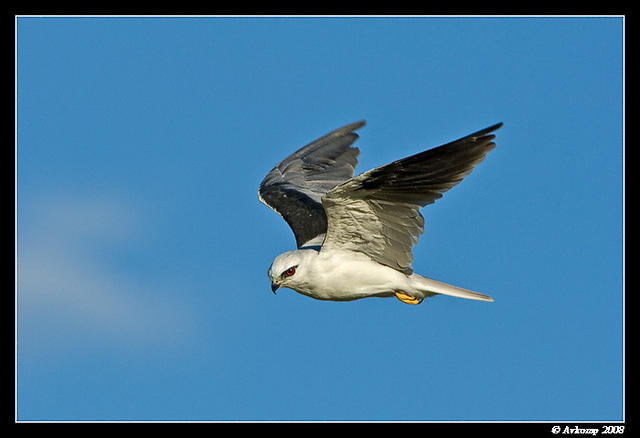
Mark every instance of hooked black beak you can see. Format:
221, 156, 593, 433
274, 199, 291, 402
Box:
271, 282, 280, 294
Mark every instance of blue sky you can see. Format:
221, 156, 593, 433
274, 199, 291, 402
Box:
16, 16, 623, 421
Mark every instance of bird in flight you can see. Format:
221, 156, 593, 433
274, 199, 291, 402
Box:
258, 120, 502, 305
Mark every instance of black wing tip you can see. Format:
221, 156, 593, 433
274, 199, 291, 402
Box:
475, 122, 503, 137
456, 122, 502, 149
295, 120, 366, 155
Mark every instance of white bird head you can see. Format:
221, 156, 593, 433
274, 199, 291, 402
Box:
267, 249, 316, 294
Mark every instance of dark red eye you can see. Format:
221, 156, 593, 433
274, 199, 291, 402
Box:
285, 267, 296, 277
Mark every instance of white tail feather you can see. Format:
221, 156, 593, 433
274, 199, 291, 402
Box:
410, 274, 494, 302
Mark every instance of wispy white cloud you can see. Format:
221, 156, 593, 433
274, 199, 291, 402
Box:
17, 193, 197, 357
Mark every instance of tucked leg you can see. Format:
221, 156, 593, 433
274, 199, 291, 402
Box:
395, 291, 423, 305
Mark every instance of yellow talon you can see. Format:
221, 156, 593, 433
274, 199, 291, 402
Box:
395, 292, 423, 305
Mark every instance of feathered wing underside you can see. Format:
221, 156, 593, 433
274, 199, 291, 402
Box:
321, 122, 503, 274
258, 121, 365, 248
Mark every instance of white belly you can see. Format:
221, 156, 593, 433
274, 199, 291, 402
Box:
298, 250, 412, 300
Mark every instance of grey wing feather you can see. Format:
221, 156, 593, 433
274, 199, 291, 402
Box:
258, 121, 365, 248
321, 122, 503, 274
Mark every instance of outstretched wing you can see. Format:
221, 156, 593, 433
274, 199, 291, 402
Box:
258, 121, 365, 248
321, 122, 503, 274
